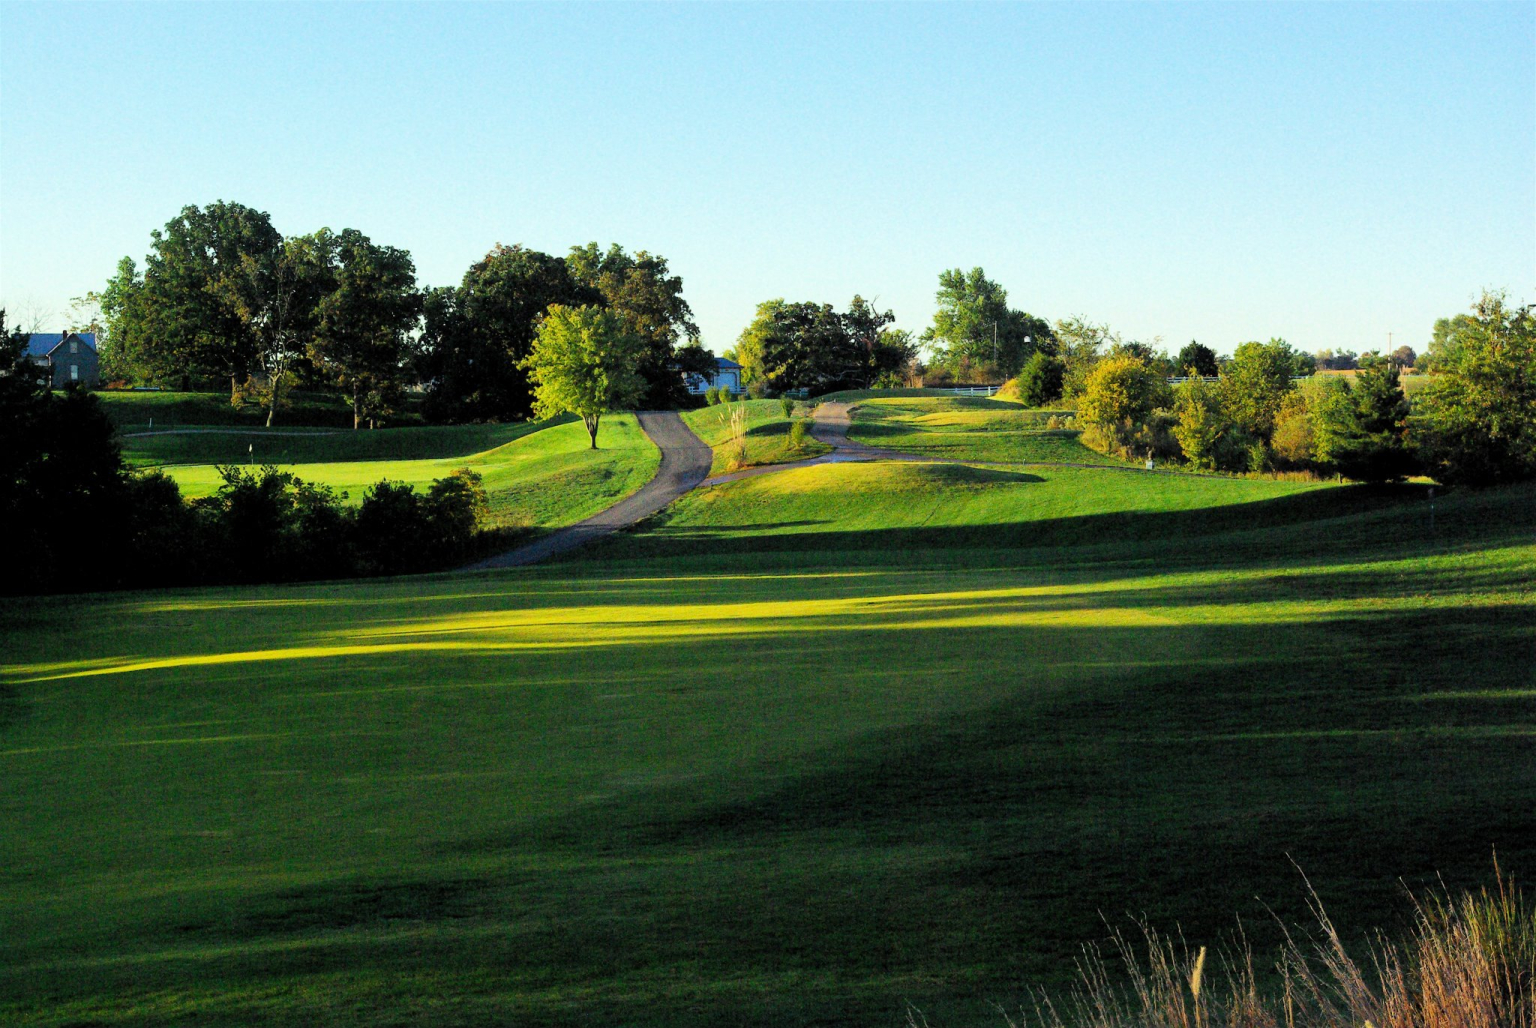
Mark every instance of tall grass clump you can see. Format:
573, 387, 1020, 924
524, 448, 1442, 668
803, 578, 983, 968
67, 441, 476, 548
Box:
724, 401, 749, 472
915, 869, 1533, 1028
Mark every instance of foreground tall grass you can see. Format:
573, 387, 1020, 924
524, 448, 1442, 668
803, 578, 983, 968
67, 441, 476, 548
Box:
931, 870, 1534, 1028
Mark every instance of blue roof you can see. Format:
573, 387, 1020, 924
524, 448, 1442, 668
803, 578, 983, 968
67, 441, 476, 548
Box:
715, 356, 741, 369
23, 332, 96, 358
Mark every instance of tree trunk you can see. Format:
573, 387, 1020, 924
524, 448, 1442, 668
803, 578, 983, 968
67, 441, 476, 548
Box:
352, 382, 361, 430
231, 374, 241, 404
266, 376, 279, 428
586, 414, 600, 449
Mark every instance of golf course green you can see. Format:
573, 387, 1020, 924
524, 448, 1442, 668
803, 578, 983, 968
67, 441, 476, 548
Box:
138, 415, 659, 531
2, 407, 1532, 1026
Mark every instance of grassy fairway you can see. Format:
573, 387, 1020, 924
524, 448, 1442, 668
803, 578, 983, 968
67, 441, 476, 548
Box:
844, 395, 1131, 465
2, 457, 1532, 1026
683, 399, 829, 473
156, 416, 659, 530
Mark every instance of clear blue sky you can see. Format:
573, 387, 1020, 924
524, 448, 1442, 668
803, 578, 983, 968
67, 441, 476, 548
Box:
3, 1, 1532, 357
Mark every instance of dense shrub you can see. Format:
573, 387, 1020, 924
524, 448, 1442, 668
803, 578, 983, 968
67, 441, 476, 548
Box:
1077, 355, 1173, 456
1011, 351, 1065, 407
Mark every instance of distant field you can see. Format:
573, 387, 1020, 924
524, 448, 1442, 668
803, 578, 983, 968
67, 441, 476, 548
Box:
845, 395, 1131, 465
1307, 370, 1434, 395
158, 416, 659, 530
682, 398, 828, 473
4, 444, 1532, 1026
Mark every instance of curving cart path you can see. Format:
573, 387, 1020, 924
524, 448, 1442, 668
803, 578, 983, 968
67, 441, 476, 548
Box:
466, 411, 713, 570
472, 401, 1215, 568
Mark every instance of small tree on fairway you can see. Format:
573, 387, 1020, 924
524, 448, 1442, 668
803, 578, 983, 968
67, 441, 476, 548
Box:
522, 304, 646, 448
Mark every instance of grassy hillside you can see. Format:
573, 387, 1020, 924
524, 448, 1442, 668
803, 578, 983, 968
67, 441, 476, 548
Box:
98, 390, 424, 431
845, 395, 1131, 465
3, 460, 1531, 1026
122, 420, 557, 469
682, 398, 828, 474
597, 460, 1350, 565
157, 416, 659, 531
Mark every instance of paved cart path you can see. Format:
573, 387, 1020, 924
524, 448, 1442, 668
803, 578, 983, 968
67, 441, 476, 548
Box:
472, 402, 1213, 568
466, 411, 712, 570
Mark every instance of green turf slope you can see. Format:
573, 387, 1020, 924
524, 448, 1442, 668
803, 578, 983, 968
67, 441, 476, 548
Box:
157, 415, 659, 530
1, 473, 1532, 1027
122, 420, 556, 469
596, 459, 1364, 568
682, 399, 829, 473
844, 395, 1128, 465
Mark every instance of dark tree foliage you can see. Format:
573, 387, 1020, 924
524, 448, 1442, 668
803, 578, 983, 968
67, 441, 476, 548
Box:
1176, 341, 1219, 377
137, 201, 284, 397
422, 245, 600, 422
1, 311, 131, 593
736, 297, 913, 394
1329, 364, 1417, 483
309, 229, 423, 429
1013, 351, 1065, 406
567, 243, 700, 408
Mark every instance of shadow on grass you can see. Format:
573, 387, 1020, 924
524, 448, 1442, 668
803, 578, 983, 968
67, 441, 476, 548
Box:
592, 483, 1436, 564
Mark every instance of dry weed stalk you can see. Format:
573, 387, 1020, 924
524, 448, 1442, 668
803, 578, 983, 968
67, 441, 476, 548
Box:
980, 867, 1532, 1028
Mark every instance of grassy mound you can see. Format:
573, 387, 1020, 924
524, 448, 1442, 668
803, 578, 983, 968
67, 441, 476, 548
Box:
157, 415, 659, 530
2, 462, 1531, 1026
682, 399, 828, 473
846, 395, 1124, 465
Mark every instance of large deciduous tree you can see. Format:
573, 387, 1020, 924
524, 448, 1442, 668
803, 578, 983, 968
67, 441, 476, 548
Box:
735, 296, 909, 395
1415, 292, 1536, 486
567, 243, 699, 408
1220, 339, 1299, 439
926, 267, 1054, 378
310, 230, 422, 430
138, 201, 284, 398
232, 230, 338, 426
423, 245, 599, 422
521, 304, 646, 448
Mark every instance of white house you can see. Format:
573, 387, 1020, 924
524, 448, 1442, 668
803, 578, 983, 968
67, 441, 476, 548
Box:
685, 356, 743, 396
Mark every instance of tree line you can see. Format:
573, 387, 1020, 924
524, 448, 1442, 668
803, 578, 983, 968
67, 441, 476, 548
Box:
1064, 293, 1533, 487
89, 201, 714, 428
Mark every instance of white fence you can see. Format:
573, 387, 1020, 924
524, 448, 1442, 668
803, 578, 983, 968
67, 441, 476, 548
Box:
944, 385, 1002, 396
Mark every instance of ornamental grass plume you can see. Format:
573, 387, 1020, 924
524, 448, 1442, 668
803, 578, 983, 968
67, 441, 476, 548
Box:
920, 865, 1533, 1028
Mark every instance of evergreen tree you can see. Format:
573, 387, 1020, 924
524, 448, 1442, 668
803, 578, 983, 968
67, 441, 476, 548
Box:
1331, 363, 1416, 483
